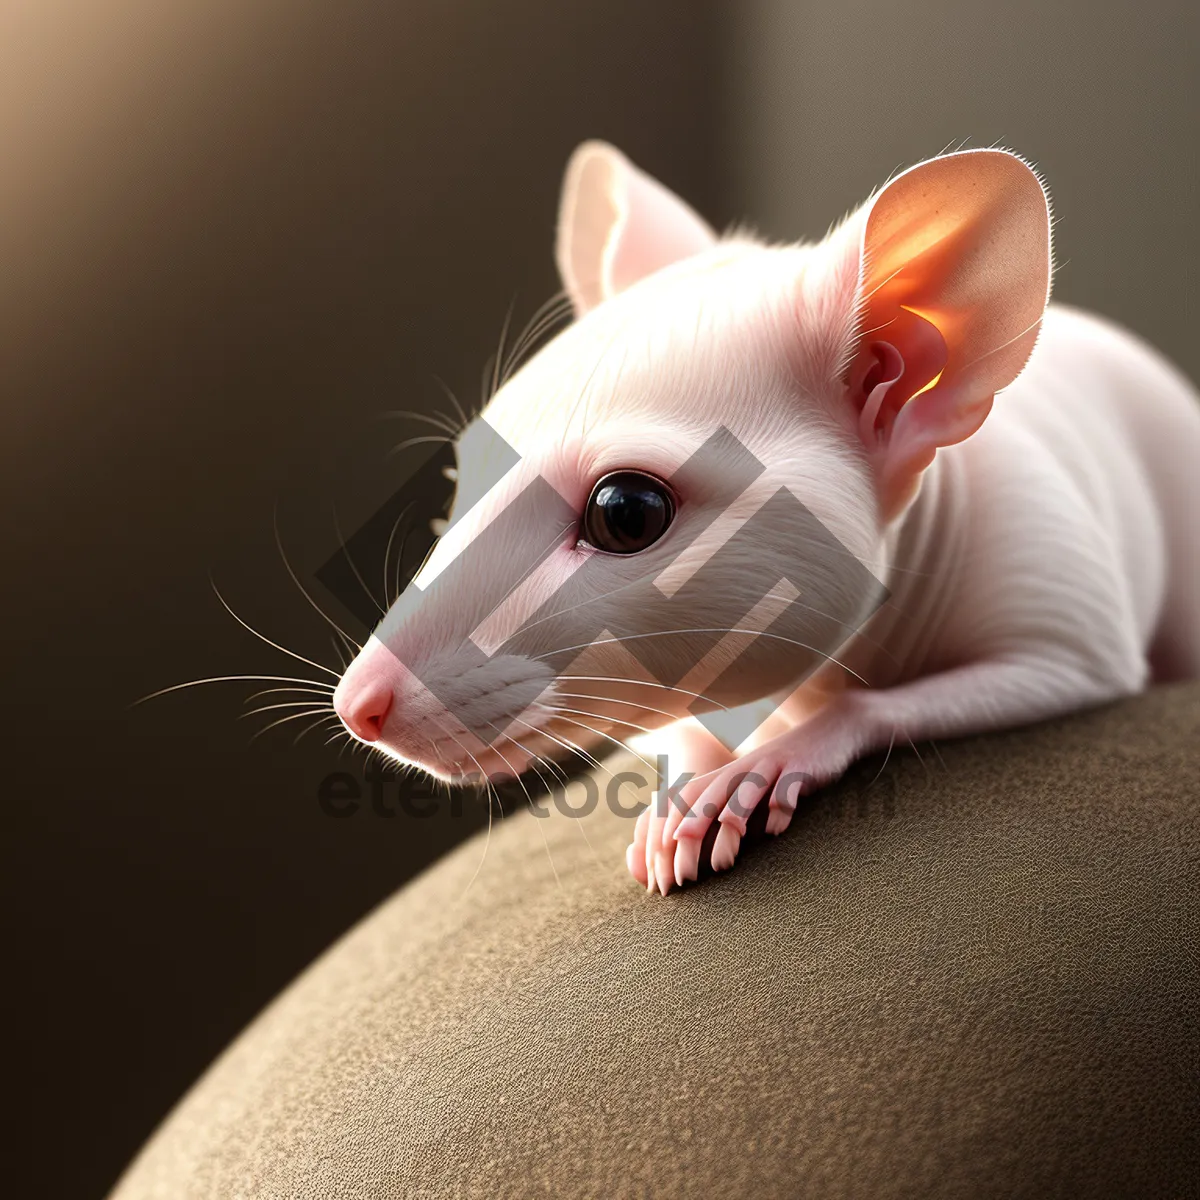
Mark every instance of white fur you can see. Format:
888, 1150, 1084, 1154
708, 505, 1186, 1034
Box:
334, 146, 1200, 895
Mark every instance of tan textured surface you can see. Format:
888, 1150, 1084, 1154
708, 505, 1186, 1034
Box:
111, 686, 1200, 1199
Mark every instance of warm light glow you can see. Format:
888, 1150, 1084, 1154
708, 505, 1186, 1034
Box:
910, 368, 945, 399
897, 304, 946, 399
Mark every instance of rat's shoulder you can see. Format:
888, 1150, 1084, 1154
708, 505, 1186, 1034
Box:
1029, 304, 1197, 414
1036, 303, 1173, 370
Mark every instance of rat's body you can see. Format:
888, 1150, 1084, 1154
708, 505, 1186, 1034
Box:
849, 302, 1199, 697
334, 143, 1200, 894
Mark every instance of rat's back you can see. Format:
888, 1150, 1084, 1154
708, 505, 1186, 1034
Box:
995, 303, 1200, 679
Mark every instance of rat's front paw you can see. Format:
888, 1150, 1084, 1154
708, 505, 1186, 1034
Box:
659, 707, 869, 883
627, 752, 806, 893
626, 718, 736, 896
665, 751, 822, 882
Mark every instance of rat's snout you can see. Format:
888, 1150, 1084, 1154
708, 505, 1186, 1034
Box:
333, 642, 402, 743
331, 630, 560, 778
334, 677, 393, 743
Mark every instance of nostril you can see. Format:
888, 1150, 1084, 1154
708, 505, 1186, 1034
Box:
335, 679, 394, 744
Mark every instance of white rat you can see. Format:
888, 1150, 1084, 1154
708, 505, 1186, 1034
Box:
333, 141, 1200, 895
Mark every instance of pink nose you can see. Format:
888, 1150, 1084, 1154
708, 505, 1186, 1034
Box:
334, 676, 395, 743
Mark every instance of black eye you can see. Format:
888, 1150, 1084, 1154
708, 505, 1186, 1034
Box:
582, 471, 676, 555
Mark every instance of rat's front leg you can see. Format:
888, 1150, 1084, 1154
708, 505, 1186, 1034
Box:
660, 651, 1145, 887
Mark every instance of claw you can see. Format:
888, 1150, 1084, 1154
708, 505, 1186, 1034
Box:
674, 838, 701, 884
654, 845, 675, 893
711, 823, 741, 871
765, 803, 793, 836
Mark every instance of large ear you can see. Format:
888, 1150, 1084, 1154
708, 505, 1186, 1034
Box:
843, 149, 1052, 518
556, 141, 717, 315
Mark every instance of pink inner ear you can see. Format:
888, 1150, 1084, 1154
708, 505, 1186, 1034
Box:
604, 165, 717, 297
850, 308, 948, 447
557, 144, 717, 314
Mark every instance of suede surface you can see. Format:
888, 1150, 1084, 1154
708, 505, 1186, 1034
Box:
110, 685, 1199, 1199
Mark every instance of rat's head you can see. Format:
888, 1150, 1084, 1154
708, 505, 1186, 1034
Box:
334, 141, 1051, 780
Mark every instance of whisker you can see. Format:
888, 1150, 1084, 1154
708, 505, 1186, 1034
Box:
297, 713, 344, 746
446, 730, 502, 902
520, 749, 559, 796
324, 723, 357, 758
501, 557, 676, 637
504, 291, 568, 362
431, 374, 471, 431
543, 726, 627, 782
330, 635, 351, 671
330, 505, 386, 619
272, 511, 362, 654
381, 502, 415, 608
867, 728, 897, 790
520, 744, 605, 871
501, 309, 569, 384
386, 434, 456, 459
392, 522, 416, 606
249, 706, 338, 741
406, 502, 449, 587
241, 699, 334, 719
929, 739, 949, 774
556, 674, 731, 711
854, 313, 902, 340
560, 778, 605, 868
487, 726, 564, 891
906, 736, 933, 784
380, 409, 461, 437
741, 586, 899, 666
244, 684, 336, 703
487, 296, 518, 404
531, 748, 571, 788
504, 712, 614, 780
535, 629, 870, 686
499, 291, 574, 385
534, 709, 656, 773
210, 580, 341, 679
537, 702, 655, 738
549, 689, 682, 724
134, 673, 337, 706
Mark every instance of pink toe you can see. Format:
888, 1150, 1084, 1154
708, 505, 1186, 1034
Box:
717, 806, 749, 836
674, 794, 720, 840
664, 782, 707, 840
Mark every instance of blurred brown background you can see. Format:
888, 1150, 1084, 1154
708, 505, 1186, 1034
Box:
1, 1, 1193, 1196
